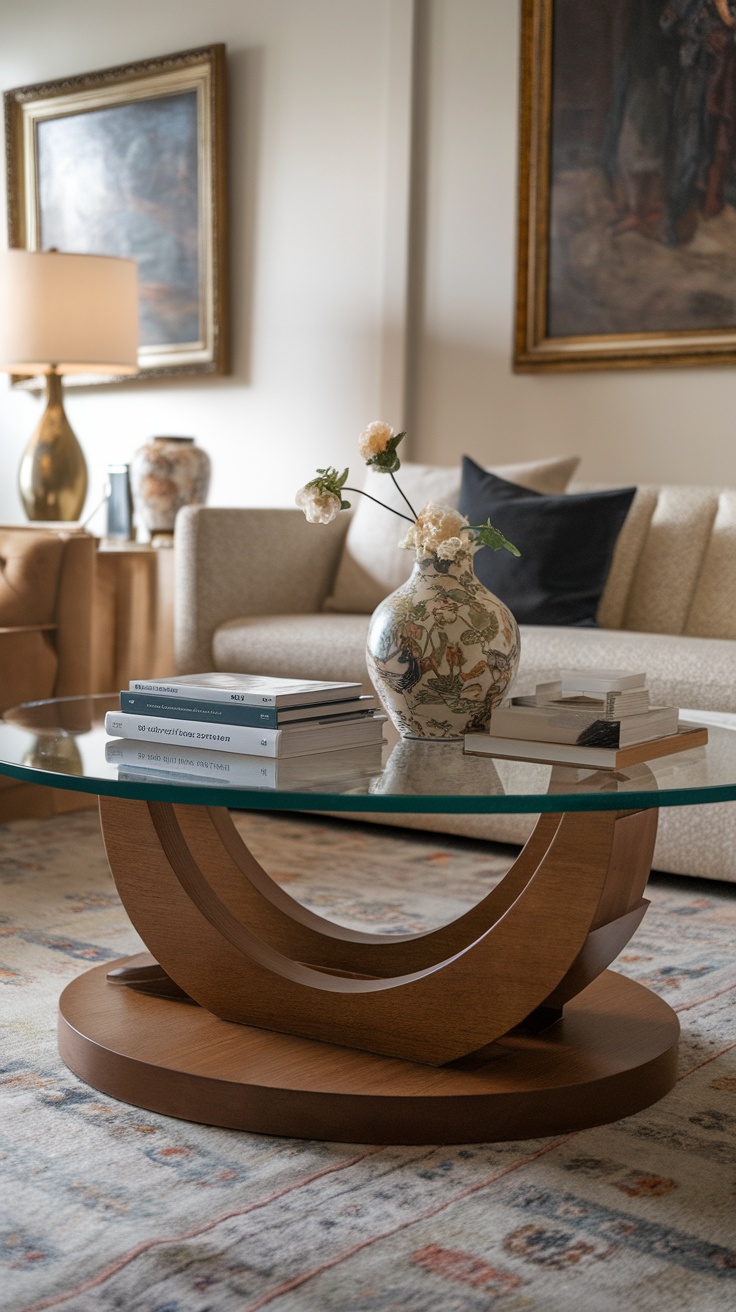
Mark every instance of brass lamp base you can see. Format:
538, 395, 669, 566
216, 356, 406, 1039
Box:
18, 371, 87, 521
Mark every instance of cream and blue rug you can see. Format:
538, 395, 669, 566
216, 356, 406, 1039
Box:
1, 809, 735, 1311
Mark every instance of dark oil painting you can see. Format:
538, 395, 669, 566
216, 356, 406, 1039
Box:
36, 92, 200, 348
548, 0, 736, 337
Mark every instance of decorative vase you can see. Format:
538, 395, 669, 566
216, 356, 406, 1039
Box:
365, 550, 520, 740
130, 436, 211, 545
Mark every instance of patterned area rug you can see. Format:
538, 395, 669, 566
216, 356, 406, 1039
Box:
1, 809, 735, 1312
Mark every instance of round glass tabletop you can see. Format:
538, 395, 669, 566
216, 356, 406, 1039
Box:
0, 694, 733, 815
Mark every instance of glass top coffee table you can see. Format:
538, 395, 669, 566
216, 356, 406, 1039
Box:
1, 693, 730, 1145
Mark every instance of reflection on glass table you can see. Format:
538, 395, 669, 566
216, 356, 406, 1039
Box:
0, 694, 726, 813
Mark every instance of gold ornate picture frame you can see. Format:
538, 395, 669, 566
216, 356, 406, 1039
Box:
515, 0, 736, 373
5, 44, 228, 383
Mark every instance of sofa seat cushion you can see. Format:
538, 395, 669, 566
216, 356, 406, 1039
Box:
516, 624, 736, 714
325, 456, 580, 615
214, 615, 736, 715
213, 614, 372, 689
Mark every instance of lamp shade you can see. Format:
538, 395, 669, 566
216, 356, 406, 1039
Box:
0, 249, 139, 375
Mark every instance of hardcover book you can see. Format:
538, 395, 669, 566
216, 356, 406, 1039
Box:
490, 703, 678, 748
464, 724, 708, 770
127, 672, 363, 708
120, 690, 377, 728
105, 709, 386, 758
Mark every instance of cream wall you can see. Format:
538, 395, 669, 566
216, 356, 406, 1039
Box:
0, 0, 401, 524
413, 0, 736, 486
1, 0, 735, 531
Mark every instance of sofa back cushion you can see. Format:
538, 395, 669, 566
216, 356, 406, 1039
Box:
459, 459, 636, 626
325, 455, 580, 614
577, 484, 736, 639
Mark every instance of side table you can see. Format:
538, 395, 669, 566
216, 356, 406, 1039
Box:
92, 542, 175, 694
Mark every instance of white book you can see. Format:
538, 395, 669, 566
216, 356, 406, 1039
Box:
490, 703, 678, 747
105, 739, 385, 789
559, 669, 647, 694
511, 682, 650, 717
464, 723, 708, 770
105, 708, 386, 757
127, 672, 363, 708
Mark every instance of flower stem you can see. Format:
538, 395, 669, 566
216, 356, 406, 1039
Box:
343, 487, 414, 523
390, 471, 418, 520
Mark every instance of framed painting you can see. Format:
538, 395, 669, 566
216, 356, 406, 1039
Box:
5, 44, 228, 382
515, 0, 736, 371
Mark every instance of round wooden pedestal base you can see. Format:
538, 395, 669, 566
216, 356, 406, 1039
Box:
58, 958, 679, 1144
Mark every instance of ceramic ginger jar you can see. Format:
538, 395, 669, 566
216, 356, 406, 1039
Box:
131, 436, 211, 544
366, 549, 520, 740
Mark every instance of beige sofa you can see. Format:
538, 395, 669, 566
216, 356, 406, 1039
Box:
175, 482, 736, 884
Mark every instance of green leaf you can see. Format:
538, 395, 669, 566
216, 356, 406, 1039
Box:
306, 466, 353, 500
472, 519, 521, 556
468, 604, 491, 631
366, 431, 406, 475
426, 673, 464, 695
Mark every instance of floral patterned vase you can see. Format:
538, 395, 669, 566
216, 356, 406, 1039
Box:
130, 436, 211, 545
365, 550, 520, 740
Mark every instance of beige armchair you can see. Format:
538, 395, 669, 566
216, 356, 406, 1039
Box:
0, 524, 96, 820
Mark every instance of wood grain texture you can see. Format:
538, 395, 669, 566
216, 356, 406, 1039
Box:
92, 546, 174, 695
58, 960, 680, 1144
98, 798, 657, 1065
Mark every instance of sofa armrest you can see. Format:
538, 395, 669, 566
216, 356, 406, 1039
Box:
174, 507, 350, 673
53, 532, 96, 698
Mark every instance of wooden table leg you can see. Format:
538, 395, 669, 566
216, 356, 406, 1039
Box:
56, 799, 679, 1142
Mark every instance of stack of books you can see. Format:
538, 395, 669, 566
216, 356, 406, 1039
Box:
104, 673, 387, 787
464, 669, 708, 769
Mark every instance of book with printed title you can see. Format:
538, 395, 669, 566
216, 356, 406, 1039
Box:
105, 708, 386, 758
128, 673, 363, 708
120, 690, 377, 728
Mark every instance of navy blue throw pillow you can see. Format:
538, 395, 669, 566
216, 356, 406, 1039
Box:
458, 457, 636, 627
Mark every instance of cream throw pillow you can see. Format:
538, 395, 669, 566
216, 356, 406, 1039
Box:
324, 455, 580, 614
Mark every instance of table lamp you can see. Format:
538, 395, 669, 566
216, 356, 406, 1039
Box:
0, 250, 139, 521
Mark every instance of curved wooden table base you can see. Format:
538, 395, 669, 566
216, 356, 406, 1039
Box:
98, 798, 659, 1065
59, 960, 679, 1144
54, 796, 678, 1141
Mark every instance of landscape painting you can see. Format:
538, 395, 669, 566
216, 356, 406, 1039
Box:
5, 45, 227, 381
37, 92, 200, 349
515, 0, 736, 370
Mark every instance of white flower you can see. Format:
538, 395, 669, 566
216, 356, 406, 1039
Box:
436, 536, 465, 560
358, 420, 393, 461
295, 485, 342, 524
400, 501, 471, 560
